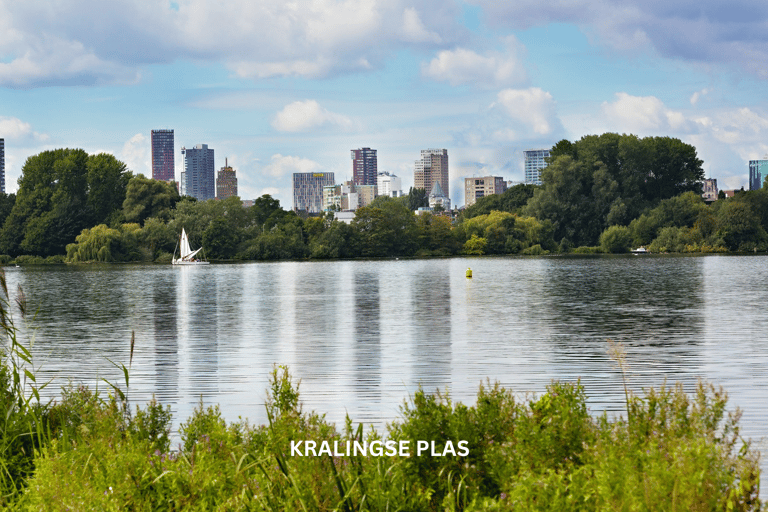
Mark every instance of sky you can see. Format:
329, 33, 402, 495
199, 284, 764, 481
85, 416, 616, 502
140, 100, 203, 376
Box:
1, 0, 768, 208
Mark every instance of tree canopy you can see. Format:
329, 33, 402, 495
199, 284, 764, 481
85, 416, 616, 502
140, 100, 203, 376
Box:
526, 134, 704, 247
0, 149, 132, 256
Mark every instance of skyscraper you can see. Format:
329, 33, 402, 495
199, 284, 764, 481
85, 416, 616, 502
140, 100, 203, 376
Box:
151, 129, 175, 182
414, 149, 449, 199
351, 147, 377, 186
293, 172, 335, 213
0, 138, 4, 193
216, 158, 238, 200
749, 158, 768, 190
524, 149, 550, 185
181, 144, 215, 201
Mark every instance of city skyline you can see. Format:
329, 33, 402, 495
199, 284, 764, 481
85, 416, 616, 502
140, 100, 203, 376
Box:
1, 1, 768, 208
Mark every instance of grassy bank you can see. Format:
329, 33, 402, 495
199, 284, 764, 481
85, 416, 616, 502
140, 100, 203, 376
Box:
0, 274, 761, 510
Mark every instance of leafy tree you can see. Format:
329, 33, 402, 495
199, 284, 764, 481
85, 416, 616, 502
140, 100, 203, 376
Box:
122, 175, 180, 226
599, 225, 633, 253
351, 200, 418, 257
416, 213, 458, 255
203, 217, 238, 259
526, 134, 704, 246
405, 187, 428, 211
251, 194, 283, 226
463, 234, 487, 255
0, 149, 95, 256
86, 153, 132, 226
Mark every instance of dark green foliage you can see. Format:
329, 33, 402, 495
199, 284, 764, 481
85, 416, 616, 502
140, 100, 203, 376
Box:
0, 150, 132, 257
352, 200, 419, 257
599, 225, 633, 253
406, 187, 429, 210
527, 134, 704, 247
122, 174, 180, 225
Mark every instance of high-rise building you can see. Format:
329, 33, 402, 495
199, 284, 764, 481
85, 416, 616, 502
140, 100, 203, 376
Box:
151, 129, 175, 182
216, 158, 238, 200
464, 176, 507, 207
524, 149, 550, 185
0, 138, 4, 194
377, 172, 402, 197
293, 172, 335, 213
351, 147, 377, 186
414, 149, 449, 199
749, 158, 768, 190
181, 144, 215, 201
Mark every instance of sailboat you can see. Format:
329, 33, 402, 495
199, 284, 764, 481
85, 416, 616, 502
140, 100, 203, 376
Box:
172, 228, 210, 265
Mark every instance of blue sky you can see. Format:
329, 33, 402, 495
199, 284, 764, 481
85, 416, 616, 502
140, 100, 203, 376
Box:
1, 0, 768, 207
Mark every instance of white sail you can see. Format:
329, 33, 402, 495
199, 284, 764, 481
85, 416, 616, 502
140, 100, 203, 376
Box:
173, 227, 209, 265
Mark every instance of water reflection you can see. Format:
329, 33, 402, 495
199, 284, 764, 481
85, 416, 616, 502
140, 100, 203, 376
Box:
353, 266, 381, 405
410, 262, 451, 392
152, 272, 178, 405
5, 255, 767, 479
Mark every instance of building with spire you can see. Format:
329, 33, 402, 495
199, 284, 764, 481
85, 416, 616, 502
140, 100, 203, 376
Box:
151, 129, 175, 182
414, 149, 449, 200
428, 181, 450, 210
216, 158, 238, 200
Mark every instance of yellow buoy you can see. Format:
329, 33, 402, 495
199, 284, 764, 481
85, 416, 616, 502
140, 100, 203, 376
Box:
466, 267, 472, 279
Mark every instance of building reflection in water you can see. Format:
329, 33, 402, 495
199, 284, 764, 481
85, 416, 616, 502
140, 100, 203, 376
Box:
410, 263, 451, 393
152, 272, 178, 406
353, 267, 381, 409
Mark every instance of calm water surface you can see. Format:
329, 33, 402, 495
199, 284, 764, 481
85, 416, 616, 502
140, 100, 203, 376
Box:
7, 255, 768, 461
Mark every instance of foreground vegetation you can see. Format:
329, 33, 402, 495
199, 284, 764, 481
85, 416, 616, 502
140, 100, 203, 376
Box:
0, 273, 760, 510
0, 135, 767, 263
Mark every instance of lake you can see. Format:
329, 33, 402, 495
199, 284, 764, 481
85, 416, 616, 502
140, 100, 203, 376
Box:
6, 255, 768, 462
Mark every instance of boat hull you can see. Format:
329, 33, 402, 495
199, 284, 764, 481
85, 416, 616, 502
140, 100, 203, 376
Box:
172, 260, 210, 265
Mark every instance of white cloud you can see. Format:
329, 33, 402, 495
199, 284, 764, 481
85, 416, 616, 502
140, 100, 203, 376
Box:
0, 0, 462, 86
469, 0, 768, 79
401, 7, 442, 43
121, 133, 150, 176
0, 116, 48, 142
422, 37, 528, 87
494, 87, 561, 137
601, 92, 693, 133
690, 88, 709, 106
272, 100, 356, 133
262, 154, 321, 178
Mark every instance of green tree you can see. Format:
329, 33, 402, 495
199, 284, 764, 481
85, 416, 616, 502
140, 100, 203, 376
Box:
526, 134, 704, 247
405, 187, 428, 211
86, 153, 132, 226
599, 225, 633, 253
203, 217, 238, 259
351, 200, 418, 257
122, 175, 180, 225
0, 149, 94, 256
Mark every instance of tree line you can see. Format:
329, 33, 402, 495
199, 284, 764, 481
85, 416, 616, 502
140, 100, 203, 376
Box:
0, 134, 765, 263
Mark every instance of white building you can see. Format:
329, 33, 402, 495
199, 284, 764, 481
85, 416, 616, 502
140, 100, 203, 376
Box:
377, 172, 402, 197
